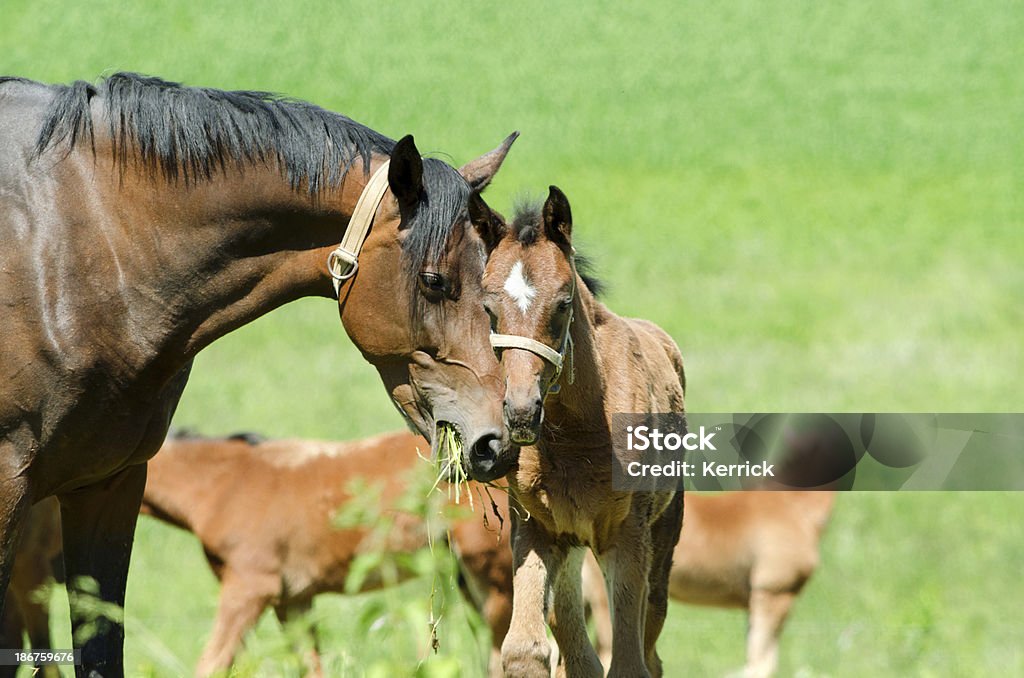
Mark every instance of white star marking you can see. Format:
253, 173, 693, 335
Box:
504, 260, 536, 313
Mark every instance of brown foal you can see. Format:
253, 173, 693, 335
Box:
475, 188, 686, 677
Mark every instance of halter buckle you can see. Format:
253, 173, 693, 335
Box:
327, 248, 359, 294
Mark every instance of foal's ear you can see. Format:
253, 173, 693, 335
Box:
459, 131, 519, 192
388, 135, 423, 209
468, 192, 505, 252
543, 185, 573, 246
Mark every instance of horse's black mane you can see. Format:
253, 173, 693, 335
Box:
34, 72, 395, 192
510, 199, 606, 296
25, 72, 469, 273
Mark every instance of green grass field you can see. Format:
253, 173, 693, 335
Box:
3, 0, 1022, 675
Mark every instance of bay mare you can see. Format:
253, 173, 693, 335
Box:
476, 189, 686, 677
0, 72, 515, 676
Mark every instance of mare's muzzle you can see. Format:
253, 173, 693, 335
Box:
408, 350, 512, 482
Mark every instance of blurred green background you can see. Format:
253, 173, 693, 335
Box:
3, 0, 1022, 675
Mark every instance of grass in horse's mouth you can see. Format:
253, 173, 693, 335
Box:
431, 422, 473, 510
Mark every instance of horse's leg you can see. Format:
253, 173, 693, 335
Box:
581, 551, 612, 671
0, 589, 24, 678
548, 546, 602, 678
274, 599, 322, 678
195, 569, 279, 678
58, 463, 146, 678
744, 589, 795, 678
0, 472, 32, 631
603, 514, 653, 678
12, 568, 59, 678
501, 513, 562, 678
642, 492, 684, 678
474, 582, 512, 678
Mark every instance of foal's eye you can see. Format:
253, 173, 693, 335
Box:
418, 272, 448, 299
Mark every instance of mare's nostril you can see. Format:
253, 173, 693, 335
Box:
471, 431, 502, 461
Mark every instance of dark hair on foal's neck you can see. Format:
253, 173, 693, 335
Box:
510, 198, 606, 297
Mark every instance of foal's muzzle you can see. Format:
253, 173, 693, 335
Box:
505, 395, 543, 446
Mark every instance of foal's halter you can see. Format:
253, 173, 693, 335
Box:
489, 253, 577, 393
327, 161, 392, 296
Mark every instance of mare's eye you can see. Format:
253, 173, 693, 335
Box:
557, 298, 573, 313
418, 272, 448, 299
484, 304, 498, 332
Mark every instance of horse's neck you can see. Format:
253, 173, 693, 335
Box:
75, 151, 379, 385
543, 282, 608, 435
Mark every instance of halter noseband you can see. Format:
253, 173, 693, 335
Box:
489, 253, 577, 394
327, 161, 392, 295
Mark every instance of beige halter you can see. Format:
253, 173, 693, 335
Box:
489, 253, 577, 393
326, 161, 391, 295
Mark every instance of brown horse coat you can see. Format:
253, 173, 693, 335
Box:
0, 497, 61, 678
0, 72, 514, 675
142, 432, 430, 676
477, 189, 686, 677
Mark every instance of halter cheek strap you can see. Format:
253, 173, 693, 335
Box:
327, 161, 392, 296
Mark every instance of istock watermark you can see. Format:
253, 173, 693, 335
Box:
611, 413, 1024, 491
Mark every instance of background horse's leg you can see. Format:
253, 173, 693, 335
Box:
457, 570, 512, 678
548, 546, 603, 678
58, 463, 147, 678
275, 599, 322, 678
501, 512, 561, 678
581, 551, 612, 670
195, 568, 280, 677
642, 492, 684, 678
744, 589, 795, 678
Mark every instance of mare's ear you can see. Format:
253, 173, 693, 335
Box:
542, 185, 573, 247
459, 131, 519, 192
468, 192, 506, 252
388, 135, 423, 210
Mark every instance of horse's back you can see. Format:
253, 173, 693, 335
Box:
671, 492, 835, 604
609, 312, 686, 412
148, 431, 432, 595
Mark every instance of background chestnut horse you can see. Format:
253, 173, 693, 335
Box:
0, 72, 514, 676
138, 430, 505, 677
